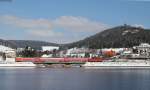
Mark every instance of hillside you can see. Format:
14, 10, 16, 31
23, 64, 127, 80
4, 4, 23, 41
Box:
8, 40, 59, 50
0, 39, 17, 49
0, 25, 150, 50
0, 39, 59, 50
66, 25, 150, 49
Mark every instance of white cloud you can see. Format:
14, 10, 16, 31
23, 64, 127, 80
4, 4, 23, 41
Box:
133, 24, 144, 28
0, 15, 53, 29
54, 16, 108, 32
0, 15, 108, 32
0, 15, 58, 37
0, 15, 109, 43
28, 29, 63, 37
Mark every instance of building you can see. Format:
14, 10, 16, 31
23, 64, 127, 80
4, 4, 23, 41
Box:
65, 47, 99, 58
0, 45, 14, 52
102, 48, 125, 55
65, 47, 87, 57
0, 45, 16, 60
133, 43, 150, 56
42, 46, 59, 52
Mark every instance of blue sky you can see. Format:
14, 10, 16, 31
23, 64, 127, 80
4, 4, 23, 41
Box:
0, 0, 149, 43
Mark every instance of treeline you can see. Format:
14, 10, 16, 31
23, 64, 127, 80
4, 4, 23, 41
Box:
66, 25, 150, 49
8, 40, 59, 50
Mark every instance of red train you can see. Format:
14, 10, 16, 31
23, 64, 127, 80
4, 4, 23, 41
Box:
15, 57, 103, 63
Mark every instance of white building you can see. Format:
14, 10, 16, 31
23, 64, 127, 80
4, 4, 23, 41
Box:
42, 46, 59, 51
134, 43, 150, 56
0, 45, 16, 61
65, 47, 95, 58
0, 45, 15, 53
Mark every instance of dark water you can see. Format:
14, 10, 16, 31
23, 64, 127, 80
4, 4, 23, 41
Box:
0, 68, 150, 90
